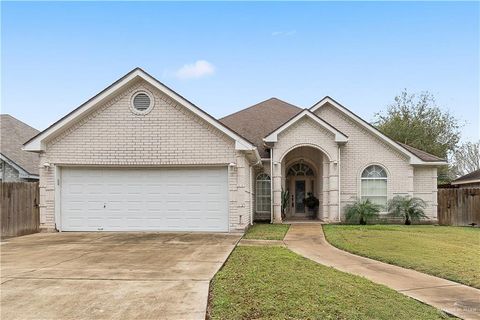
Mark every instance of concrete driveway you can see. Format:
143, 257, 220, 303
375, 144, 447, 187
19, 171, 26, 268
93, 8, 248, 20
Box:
1, 232, 241, 320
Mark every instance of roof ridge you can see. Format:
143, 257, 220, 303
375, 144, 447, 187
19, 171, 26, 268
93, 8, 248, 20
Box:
219, 97, 301, 121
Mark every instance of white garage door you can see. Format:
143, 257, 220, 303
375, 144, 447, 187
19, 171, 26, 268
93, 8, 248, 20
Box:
60, 167, 229, 232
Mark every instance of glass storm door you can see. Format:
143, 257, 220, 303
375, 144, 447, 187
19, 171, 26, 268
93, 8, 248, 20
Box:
295, 180, 306, 213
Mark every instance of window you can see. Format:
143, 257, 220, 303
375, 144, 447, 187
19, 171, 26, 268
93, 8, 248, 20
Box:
256, 173, 271, 213
287, 163, 314, 176
130, 90, 154, 114
361, 165, 387, 207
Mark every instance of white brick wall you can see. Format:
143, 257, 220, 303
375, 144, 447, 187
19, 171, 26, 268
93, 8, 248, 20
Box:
271, 116, 340, 222
413, 166, 438, 218
315, 103, 438, 221
38, 79, 251, 231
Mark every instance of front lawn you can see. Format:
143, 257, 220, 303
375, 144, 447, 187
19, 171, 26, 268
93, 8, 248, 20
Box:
243, 223, 290, 240
323, 225, 480, 288
208, 246, 450, 319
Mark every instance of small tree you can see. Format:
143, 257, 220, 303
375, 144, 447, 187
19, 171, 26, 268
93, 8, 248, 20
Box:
387, 196, 427, 225
345, 199, 381, 225
449, 140, 480, 178
375, 90, 462, 183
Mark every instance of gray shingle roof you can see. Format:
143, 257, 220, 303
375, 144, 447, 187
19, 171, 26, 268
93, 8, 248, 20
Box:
452, 169, 480, 184
1, 114, 40, 175
219, 98, 445, 163
219, 98, 302, 158
397, 142, 446, 162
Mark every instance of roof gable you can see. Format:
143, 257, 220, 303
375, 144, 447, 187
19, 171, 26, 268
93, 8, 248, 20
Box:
0, 114, 40, 176
264, 109, 348, 143
310, 96, 447, 165
24, 68, 256, 153
219, 98, 302, 158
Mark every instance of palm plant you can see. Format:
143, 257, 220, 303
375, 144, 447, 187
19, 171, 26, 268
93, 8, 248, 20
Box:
345, 199, 381, 225
387, 195, 427, 225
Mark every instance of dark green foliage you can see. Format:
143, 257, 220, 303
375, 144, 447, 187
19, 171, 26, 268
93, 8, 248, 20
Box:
375, 90, 462, 183
387, 196, 428, 225
345, 199, 381, 225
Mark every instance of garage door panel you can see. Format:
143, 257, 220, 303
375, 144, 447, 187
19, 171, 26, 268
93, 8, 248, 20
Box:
61, 167, 228, 232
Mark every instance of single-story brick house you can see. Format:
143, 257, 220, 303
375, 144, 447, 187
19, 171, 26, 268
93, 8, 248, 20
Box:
24, 68, 446, 233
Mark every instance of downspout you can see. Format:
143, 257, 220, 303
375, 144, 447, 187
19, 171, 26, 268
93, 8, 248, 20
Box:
338, 146, 341, 222
270, 148, 274, 224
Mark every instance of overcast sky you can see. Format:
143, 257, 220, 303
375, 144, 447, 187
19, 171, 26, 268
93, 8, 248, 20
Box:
2, 1, 479, 142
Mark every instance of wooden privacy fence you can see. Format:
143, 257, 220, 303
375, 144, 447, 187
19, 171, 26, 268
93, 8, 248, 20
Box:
1, 182, 39, 237
437, 188, 480, 226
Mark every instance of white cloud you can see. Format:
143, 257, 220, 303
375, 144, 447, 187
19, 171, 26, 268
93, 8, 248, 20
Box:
175, 60, 215, 79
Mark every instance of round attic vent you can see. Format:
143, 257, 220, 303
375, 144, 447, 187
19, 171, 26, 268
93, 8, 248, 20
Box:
130, 90, 154, 114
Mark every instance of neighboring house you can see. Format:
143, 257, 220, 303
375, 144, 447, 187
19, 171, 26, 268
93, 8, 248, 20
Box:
24, 68, 446, 233
1, 115, 40, 182
451, 170, 480, 188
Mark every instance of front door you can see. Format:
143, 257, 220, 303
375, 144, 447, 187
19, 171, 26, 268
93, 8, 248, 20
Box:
295, 180, 306, 214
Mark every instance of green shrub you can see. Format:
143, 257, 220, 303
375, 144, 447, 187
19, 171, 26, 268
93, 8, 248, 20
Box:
387, 195, 427, 225
345, 199, 381, 225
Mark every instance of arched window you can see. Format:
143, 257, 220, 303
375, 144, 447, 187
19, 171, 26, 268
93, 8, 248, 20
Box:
361, 165, 387, 207
256, 173, 271, 213
287, 163, 314, 176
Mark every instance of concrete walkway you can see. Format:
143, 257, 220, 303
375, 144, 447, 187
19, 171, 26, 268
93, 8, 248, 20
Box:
284, 223, 480, 320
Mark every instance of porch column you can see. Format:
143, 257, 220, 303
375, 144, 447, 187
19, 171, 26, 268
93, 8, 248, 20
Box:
272, 160, 282, 223
328, 161, 339, 221
322, 160, 330, 220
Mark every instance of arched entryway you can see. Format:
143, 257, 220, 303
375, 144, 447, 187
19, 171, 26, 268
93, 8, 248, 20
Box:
280, 145, 332, 221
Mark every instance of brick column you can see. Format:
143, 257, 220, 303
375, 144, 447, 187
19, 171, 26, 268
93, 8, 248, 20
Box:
328, 161, 339, 221
322, 159, 330, 220
272, 160, 282, 223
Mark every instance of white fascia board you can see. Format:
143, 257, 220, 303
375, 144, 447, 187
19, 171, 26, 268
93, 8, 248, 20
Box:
411, 159, 448, 166
235, 140, 254, 150
263, 110, 348, 143
310, 97, 429, 165
451, 179, 480, 185
24, 69, 255, 152
237, 142, 262, 165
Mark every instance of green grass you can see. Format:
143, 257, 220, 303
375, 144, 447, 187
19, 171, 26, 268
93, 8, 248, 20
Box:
323, 225, 480, 288
243, 223, 290, 240
208, 246, 450, 320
